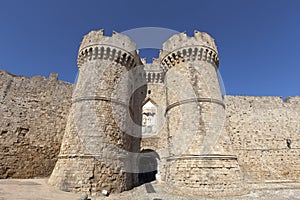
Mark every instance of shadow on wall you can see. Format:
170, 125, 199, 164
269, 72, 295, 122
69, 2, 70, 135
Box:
137, 149, 160, 186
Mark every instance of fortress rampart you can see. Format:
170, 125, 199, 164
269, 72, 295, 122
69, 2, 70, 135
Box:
0, 70, 73, 178
0, 29, 299, 197
225, 95, 300, 182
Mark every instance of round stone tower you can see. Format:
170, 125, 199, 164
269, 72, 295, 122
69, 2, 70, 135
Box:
49, 29, 141, 195
159, 30, 244, 196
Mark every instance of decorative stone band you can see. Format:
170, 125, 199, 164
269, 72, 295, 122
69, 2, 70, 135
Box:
161, 45, 219, 70
72, 96, 128, 108
166, 154, 237, 161
165, 97, 225, 115
144, 70, 165, 83
77, 44, 138, 69
58, 154, 98, 159
161, 46, 219, 70
58, 154, 127, 160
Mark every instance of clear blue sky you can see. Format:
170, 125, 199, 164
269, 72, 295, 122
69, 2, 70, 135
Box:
0, 0, 299, 97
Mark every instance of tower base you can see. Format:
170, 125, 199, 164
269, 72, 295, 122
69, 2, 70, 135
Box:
165, 154, 246, 197
48, 156, 133, 196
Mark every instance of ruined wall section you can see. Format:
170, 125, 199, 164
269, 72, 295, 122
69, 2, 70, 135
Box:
0, 70, 73, 178
225, 95, 300, 182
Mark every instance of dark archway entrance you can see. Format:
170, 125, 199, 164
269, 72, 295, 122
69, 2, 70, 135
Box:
138, 150, 159, 185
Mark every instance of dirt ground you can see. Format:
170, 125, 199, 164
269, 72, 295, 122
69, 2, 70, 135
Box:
1, 179, 300, 200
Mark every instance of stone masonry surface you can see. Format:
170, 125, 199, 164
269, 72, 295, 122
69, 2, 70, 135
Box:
0, 29, 299, 198
225, 95, 300, 182
49, 30, 142, 195
0, 70, 73, 178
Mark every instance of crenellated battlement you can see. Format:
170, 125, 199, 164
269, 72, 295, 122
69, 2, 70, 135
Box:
143, 63, 165, 83
225, 95, 300, 108
77, 29, 220, 70
162, 30, 217, 53
2, 27, 295, 198
158, 30, 219, 70
284, 96, 300, 105
77, 29, 139, 68
79, 29, 136, 52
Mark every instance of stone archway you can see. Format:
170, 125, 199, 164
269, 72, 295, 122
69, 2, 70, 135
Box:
137, 149, 160, 185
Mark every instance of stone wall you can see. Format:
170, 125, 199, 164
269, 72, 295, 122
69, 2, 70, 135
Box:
225, 95, 300, 182
1, 29, 300, 198
167, 155, 244, 197
0, 70, 73, 178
